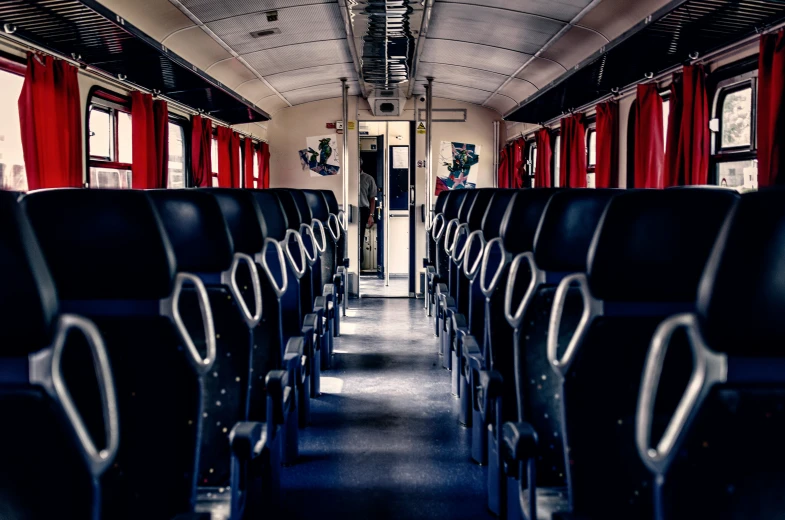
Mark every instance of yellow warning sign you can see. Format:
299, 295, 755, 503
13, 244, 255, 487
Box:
416, 121, 426, 134
347, 121, 356, 130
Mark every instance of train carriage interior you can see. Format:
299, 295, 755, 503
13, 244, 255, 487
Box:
3, 0, 785, 519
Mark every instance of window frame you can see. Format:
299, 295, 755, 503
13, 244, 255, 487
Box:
526, 139, 537, 188
585, 122, 597, 173
86, 87, 133, 180
709, 70, 758, 186
167, 114, 191, 188
552, 131, 561, 188
0, 55, 29, 192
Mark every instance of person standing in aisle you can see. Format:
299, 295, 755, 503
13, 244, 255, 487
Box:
359, 158, 377, 265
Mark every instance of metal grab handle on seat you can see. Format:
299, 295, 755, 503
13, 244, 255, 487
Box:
444, 218, 461, 255
311, 219, 327, 254
223, 252, 263, 328
283, 229, 307, 279
479, 237, 510, 298
327, 213, 341, 242
451, 224, 470, 265
256, 238, 289, 299
431, 213, 446, 241
28, 314, 120, 476
504, 252, 545, 329
462, 231, 486, 280
546, 273, 603, 376
164, 272, 217, 374
299, 224, 318, 266
337, 210, 348, 232
636, 313, 727, 475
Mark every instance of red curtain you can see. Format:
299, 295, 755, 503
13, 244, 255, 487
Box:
243, 138, 254, 188
633, 83, 665, 188
230, 132, 241, 188
758, 30, 785, 187
512, 138, 526, 188
216, 126, 236, 188
559, 113, 587, 188
595, 101, 618, 188
664, 66, 710, 187
258, 142, 270, 189
130, 92, 156, 189
152, 99, 169, 189
497, 145, 510, 188
18, 53, 83, 190
534, 128, 552, 187
663, 74, 683, 187
190, 115, 212, 187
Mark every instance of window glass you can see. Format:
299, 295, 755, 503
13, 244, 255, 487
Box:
253, 146, 259, 189
90, 167, 132, 189
211, 175, 219, 187
118, 111, 132, 164
587, 130, 596, 166
717, 159, 757, 192
168, 122, 186, 189
0, 69, 27, 191
662, 99, 670, 151
89, 108, 112, 160
553, 135, 561, 188
721, 87, 752, 148
211, 138, 219, 174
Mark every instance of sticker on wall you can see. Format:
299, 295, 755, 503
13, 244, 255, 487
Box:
435, 141, 480, 195
416, 122, 426, 134
298, 134, 340, 177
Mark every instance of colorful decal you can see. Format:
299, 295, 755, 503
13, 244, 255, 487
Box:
435, 141, 480, 195
299, 134, 340, 176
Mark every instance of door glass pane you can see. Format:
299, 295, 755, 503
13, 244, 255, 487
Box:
168, 123, 186, 188
118, 111, 132, 164
0, 70, 27, 191
721, 87, 752, 148
717, 160, 757, 192
89, 108, 112, 160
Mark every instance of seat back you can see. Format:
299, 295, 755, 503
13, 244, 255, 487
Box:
23, 188, 205, 519
0, 191, 118, 520
454, 189, 495, 315
507, 189, 617, 490
428, 191, 451, 265
270, 189, 302, 229
550, 189, 738, 518
319, 189, 346, 265
148, 189, 255, 491
636, 188, 785, 519
303, 189, 335, 284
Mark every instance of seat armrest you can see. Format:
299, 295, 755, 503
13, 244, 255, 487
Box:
265, 370, 288, 425
451, 313, 468, 352
478, 369, 503, 420
284, 336, 305, 380
229, 421, 267, 460
502, 421, 538, 464
302, 313, 319, 351
463, 337, 485, 373
343, 257, 350, 268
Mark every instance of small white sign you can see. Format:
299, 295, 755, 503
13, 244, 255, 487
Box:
392, 147, 409, 169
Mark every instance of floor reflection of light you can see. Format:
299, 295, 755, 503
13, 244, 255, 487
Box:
320, 377, 344, 394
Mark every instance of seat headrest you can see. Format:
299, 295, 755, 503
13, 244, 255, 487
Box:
467, 189, 496, 231
501, 189, 559, 255
443, 190, 469, 220
533, 189, 618, 273
302, 189, 329, 221
270, 189, 301, 229
250, 190, 289, 242
434, 191, 450, 214
0, 191, 59, 354
458, 190, 480, 223
588, 189, 738, 302
202, 189, 264, 255
481, 189, 516, 240
319, 190, 340, 214
23, 189, 176, 300
287, 190, 313, 223
147, 190, 234, 274
697, 189, 785, 355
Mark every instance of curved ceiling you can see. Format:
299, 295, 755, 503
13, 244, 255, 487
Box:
97, 0, 675, 116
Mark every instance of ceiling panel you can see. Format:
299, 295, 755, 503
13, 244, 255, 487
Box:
256, 94, 291, 114
578, 0, 674, 41
539, 26, 609, 71
515, 57, 568, 89
164, 25, 233, 70
284, 81, 361, 105
236, 79, 275, 101
498, 78, 538, 103
243, 39, 352, 76
177, 0, 334, 23
206, 57, 257, 89
206, 4, 345, 55
413, 81, 493, 105
416, 62, 508, 92
420, 40, 530, 76
428, 3, 566, 55
484, 94, 518, 114
440, 0, 593, 23
265, 62, 356, 92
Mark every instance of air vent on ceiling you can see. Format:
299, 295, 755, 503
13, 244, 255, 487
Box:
251, 27, 281, 38
265, 11, 278, 22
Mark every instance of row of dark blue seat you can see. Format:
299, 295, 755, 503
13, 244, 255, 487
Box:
0, 187, 346, 520
424, 186, 785, 520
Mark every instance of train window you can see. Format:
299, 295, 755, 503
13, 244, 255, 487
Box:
586, 126, 596, 188
211, 138, 219, 187
88, 90, 132, 188
712, 73, 757, 191
168, 122, 186, 188
252, 144, 260, 189
528, 141, 537, 187
662, 97, 670, 152
553, 134, 561, 187
0, 68, 28, 191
